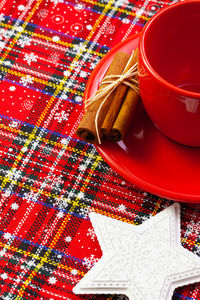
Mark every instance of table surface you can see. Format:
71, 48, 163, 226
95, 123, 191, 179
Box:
0, 0, 199, 299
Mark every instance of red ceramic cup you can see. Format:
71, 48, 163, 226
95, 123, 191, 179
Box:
138, 0, 200, 147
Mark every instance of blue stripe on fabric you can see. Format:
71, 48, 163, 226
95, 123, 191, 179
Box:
0, 113, 89, 146
1, 78, 84, 105
65, 0, 146, 27
173, 294, 195, 300
0, 229, 85, 264
0, 187, 90, 221
1, 14, 110, 50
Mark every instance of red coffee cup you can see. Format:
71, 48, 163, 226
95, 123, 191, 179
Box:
138, 0, 200, 147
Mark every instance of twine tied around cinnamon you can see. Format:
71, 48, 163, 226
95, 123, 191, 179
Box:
85, 50, 139, 144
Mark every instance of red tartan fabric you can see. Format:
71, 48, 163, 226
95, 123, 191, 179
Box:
0, 0, 199, 299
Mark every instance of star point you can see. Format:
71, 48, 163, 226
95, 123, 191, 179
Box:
73, 203, 200, 300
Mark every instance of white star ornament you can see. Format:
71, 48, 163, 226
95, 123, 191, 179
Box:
73, 203, 200, 300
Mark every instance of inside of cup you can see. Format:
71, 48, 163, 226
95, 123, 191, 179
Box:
144, 1, 200, 93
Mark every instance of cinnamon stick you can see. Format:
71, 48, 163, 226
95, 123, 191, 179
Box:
110, 87, 140, 141
102, 48, 139, 137
76, 52, 130, 144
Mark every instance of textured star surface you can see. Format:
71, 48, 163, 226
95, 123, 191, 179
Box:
73, 203, 200, 300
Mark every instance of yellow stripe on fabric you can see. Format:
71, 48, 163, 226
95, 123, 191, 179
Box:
0, 0, 43, 64
0, 236, 195, 283
32, 0, 114, 127
82, 0, 150, 21
0, 22, 105, 58
181, 238, 197, 246
0, 0, 48, 192
0, 242, 85, 276
15, 0, 114, 297
92, 207, 137, 225
151, 198, 162, 216
34, 0, 115, 127
22, 0, 42, 23
0, 123, 102, 159
0, 65, 84, 96
0, 174, 91, 209
16, 155, 102, 299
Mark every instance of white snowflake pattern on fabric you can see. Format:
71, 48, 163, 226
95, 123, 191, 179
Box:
75, 96, 82, 102
55, 194, 70, 210
0, 28, 14, 40
50, 0, 63, 5
74, 4, 85, 10
102, 23, 116, 35
136, 8, 145, 17
24, 53, 38, 65
187, 222, 200, 235
48, 276, 57, 284
86, 25, 92, 30
27, 260, 36, 267
0, 40, 6, 49
50, 53, 60, 66
14, 26, 24, 32
57, 211, 64, 219
22, 99, 34, 110
74, 43, 87, 52
65, 236, 72, 243
115, 0, 129, 6
54, 110, 69, 123
90, 62, 97, 69
6, 168, 22, 181
71, 61, 80, 68
2, 61, 11, 68
0, 250, 6, 257
83, 254, 99, 269
1, 273, 8, 280
49, 174, 64, 188
63, 70, 70, 77
18, 5, 25, 10
3, 232, 12, 240
20, 75, 34, 86
87, 228, 96, 241
78, 164, 87, 172
52, 35, 60, 42
71, 269, 78, 275
24, 191, 39, 203
77, 192, 84, 199
53, 177, 64, 188
60, 93, 68, 100
60, 138, 70, 145
2, 190, 11, 198
9, 86, 16, 91
79, 206, 89, 219
11, 203, 19, 210
80, 71, 88, 78
17, 35, 31, 47
122, 18, 130, 24
0, 14, 4, 23
118, 204, 127, 212
36, 8, 48, 19
9, 121, 19, 128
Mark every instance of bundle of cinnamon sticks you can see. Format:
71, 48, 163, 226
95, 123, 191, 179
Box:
76, 49, 140, 144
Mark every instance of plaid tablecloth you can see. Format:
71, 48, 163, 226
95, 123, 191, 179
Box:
0, 0, 199, 299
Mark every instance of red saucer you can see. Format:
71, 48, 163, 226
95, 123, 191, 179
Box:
85, 33, 200, 203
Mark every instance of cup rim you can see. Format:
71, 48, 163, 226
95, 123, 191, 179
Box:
139, 0, 200, 99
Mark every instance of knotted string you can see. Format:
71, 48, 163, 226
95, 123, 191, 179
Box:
85, 50, 139, 144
